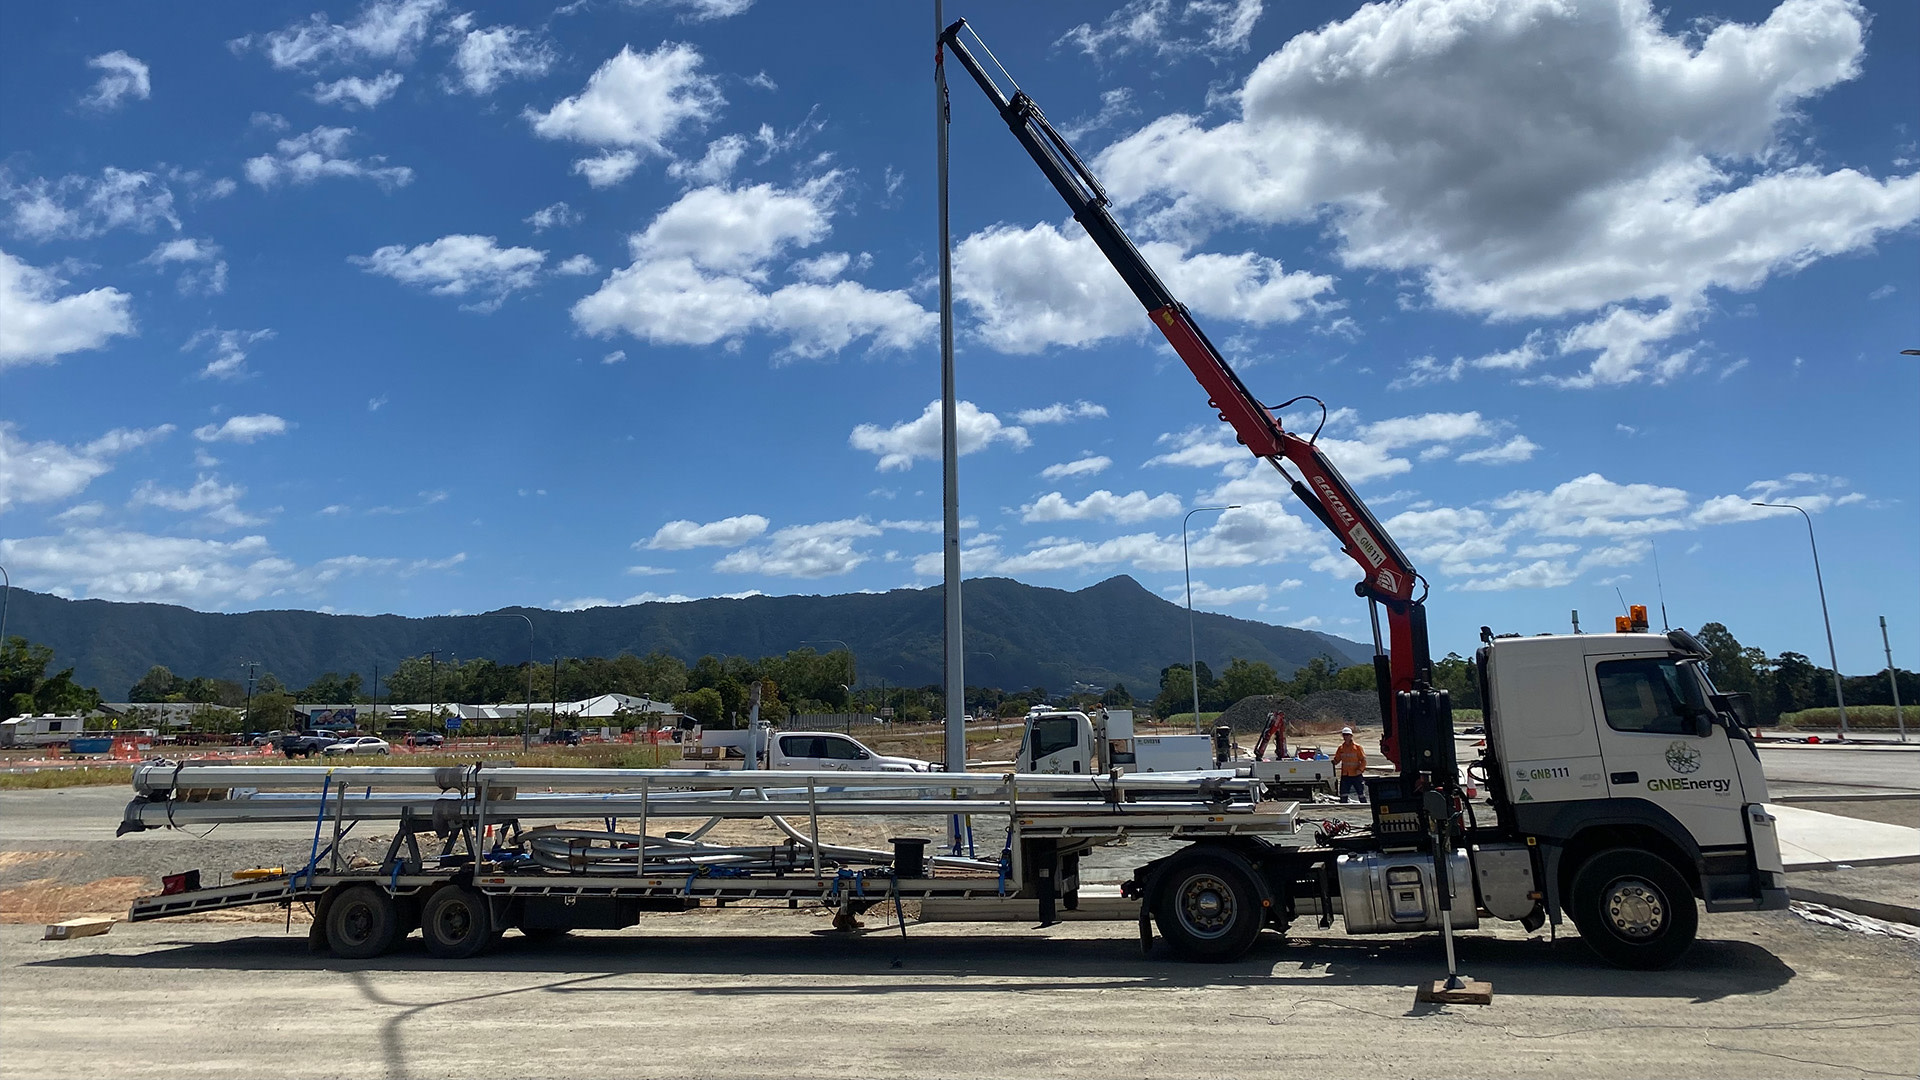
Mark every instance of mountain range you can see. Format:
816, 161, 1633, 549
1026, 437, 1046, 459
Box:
3, 576, 1371, 699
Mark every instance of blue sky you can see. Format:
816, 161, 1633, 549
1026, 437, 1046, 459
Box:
2, 0, 1915, 677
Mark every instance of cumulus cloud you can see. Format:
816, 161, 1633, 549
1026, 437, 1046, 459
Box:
0, 250, 135, 368
0, 526, 464, 607
239, 0, 446, 70
645, 514, 768, 550
525, 201, 580, 232
142, 237, 228, 295
1455, 435, 1539, 465
130, 475, 264, 529
953, 221, 1331, 353
1041, 455, 1112, 481
553, 254, 598, 276
573, 150, 641, 188
193, 414, 289, 444
353, 234, 545, 310
185, 327, 274, 380
667, 134, 749, 187
311, 71, 405, 108
1092, 0, 1920, 386
527, 44, 723, 158
450, 24, 554, 94
1022, 489, 1184, 524
1015, 400, 1108, 425
1163, 580, 1275, 606
573, 179, 933, 358
714, 518, 879, 578
82, 51, 151, 109
849, 400, 1029, 472
1493, 473, 1692, 539
0, 422, 172, 511
3, 168, 178, 241
244, 126, 413, 188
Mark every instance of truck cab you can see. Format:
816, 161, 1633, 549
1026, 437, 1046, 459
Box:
1017, 710, 1214, 774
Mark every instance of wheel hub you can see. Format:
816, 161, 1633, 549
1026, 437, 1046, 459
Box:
1179, 875, 1234, 937
1604, 879, 1665, 939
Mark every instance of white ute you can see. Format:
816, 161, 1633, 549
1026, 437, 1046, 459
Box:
768, 730, 933, 772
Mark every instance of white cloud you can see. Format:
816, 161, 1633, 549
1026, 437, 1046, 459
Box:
1058, 0, 1264, 59
601, 349, 625, 364
0, 422, 172, 511
3, 168, 178, 241
1015, 400, 1108, 425
244, 126, 412, 188
130, 475, 264, 528
1144, 426, 1245, 468
573, 150, 641, 188
1493, 473, 1691, 539
1092, 0, 1920, 385
526, 43, 723, 155
625, 564, 674, 576
1456, 435, 1539, 465
1163, 580, 1272, 607
1361, 412, 1494, 449
645, 514, 768, 550
1456, 561, 1581, 593
954, 221, 1331, 354
193, 414, 289, 444
450, 25, 554, 94
553, 597, 611, 611
141, 237, 227, 295
0, 250, 135, 368
0, 526, 461, 607
525, 201, 580, 232
553, 254, 598, 276
573, 179, 932, 357
1022, 489, 1183, 524
1041, 455, 1112, 481
82, 51, 151, 109
311, 71, 405, 108
849, 400, 1029, 472
624, 591, 697, 604
623, 0, 755, 20
242, 0, 446, 70
185, 327, 274, 380
667, 134, 749, 186
789, 251, 850, 283
353, 234, 545, 308
713, 518, 879, 578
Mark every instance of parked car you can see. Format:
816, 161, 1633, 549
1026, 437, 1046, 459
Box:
540, 728, 582, 746
281, 731, 340, 758
406, 730, 444, 748
321, 736, 391, 756
768, 731, 932, 772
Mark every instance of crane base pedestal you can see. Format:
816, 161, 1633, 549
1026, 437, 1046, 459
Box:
1416, 979, 1493, 1005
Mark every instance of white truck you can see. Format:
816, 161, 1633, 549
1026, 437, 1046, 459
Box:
1017, 709, 1214, 775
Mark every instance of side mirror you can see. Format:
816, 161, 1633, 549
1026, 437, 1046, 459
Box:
856, 749, 870, 759
1711, 692, 1755, 729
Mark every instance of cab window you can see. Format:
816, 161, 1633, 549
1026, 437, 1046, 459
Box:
1029, 716, 1078, 758
822, 737, 863, 760
779, 735, 822, 758
1596, 658, 1706, 735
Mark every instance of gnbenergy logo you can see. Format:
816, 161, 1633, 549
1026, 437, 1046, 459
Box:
1647, 776, 1731, 794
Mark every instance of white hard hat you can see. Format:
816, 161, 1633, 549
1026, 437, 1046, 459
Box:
1341, 726, 1354, 735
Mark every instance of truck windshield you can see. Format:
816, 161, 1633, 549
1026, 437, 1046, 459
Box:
1596, 657, 1711, 735
1029, 716, 1078, 758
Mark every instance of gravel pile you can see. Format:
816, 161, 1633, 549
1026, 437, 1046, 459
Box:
1214, 690, 1381, 734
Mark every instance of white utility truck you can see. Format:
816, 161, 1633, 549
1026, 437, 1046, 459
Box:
769, 730, 933, 772
1016, 709, 1214, 775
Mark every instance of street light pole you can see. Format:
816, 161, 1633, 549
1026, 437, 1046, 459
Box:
1881, 615, 1907, 743
1183, 505, 1239, 735
0, 563, 11, 649
1753, 502, 1849, 738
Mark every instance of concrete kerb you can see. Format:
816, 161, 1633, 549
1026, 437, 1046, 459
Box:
1786, 884, 1920, 927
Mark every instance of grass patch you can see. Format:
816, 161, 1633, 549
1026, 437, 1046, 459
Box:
0, 765, 135, 790
1777, 706, 1910, 731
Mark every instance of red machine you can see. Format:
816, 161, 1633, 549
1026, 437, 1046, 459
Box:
941, 19, 1447, 781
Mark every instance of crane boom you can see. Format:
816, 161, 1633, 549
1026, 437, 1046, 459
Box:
940, 19, 1433, 767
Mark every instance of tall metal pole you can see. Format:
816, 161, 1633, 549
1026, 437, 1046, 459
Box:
1183, 505, 1237, 734
1753, 502, 1848, 738
480, 613, 535, 749
0, 563, 11, 649
427, 650, 438, 731
936, 0, 965, 790
1882, 615, 1907, 743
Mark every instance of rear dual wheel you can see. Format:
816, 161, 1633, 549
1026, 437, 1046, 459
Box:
324, 884, 398, 960
421, 885, 495, 959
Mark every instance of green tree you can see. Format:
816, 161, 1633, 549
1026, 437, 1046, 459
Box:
1696, 623, 1759, 697
1101, 682, 1133, 707
248, 688, 297, 728
1283, 656, 1340, 697
1430, 653, 1480, 710
1220, 657, 1282, 703
1333, 662, 1379, 695
297, 671, 363, 703
1, 637, 103, 720
673, 687, 724, 725
128, 665, 182, 702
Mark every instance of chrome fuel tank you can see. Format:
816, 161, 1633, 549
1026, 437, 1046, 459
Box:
1337, 850, 1478, 934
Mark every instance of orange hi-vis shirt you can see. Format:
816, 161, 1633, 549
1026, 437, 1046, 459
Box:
1332, 741, 1367, 777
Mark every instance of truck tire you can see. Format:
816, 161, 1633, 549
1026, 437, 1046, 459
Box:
1151, 851, 1264, 962
420, 885, 494, 959
1569, 848, 1698, 970
324, 884, 399, 959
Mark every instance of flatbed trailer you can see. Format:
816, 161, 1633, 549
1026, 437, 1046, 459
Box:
118, 761, 1306, 960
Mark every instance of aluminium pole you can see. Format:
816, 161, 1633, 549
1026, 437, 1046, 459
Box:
936, 0, 966, 806
1882, 616, 1907, 743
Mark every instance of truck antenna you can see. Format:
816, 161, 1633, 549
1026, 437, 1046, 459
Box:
1652, 543, 1671, 631
1613, 587, 1630, 616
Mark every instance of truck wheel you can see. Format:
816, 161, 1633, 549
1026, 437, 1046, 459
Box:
420, 885, 494, 959
1569, 848, 1698, 970
324, 884, 399, 959
1152, 852, 1263, 962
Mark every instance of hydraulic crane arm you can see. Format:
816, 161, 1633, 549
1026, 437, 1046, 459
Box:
940, 19, 1433, 768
